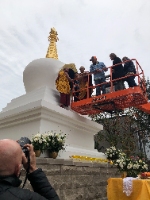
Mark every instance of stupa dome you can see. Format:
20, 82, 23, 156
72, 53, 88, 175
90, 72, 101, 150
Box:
23, 58, 64, 93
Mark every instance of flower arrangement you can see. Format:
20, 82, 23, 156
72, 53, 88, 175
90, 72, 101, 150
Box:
114, 154, 148, 177
31, 133, 47, 150
31, 131, 66, 153
45, 131, 66, 153
105, 146, 148, 177
105, 146, 122, 160
114, 155, 131, 172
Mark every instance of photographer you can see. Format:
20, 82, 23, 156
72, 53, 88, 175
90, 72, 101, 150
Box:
0, 139, 60, 200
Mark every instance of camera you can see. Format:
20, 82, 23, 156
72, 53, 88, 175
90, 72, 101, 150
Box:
17, 137, 31, 188
17, 137, 31, 157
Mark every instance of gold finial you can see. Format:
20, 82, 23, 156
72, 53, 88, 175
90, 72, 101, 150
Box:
46, 27, 59, 59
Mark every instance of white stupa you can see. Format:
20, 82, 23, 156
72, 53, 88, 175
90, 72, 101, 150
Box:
0, 28, 105, 159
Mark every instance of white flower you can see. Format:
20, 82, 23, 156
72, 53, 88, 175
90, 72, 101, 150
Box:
143, 164, 148, 170
34, 138, 37, 142
127, 163, 133, 169
133, 164, 139, 169
39, 140, 42, 144
36, 133, 41, 137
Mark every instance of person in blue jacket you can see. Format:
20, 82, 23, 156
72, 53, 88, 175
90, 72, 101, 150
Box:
90, 56, 107, 96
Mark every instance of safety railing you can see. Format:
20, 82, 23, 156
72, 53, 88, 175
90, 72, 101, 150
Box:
72, 59, 146, 102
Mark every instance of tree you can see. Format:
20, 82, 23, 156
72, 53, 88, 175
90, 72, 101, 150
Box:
93, 79, 150, 158
93, 110, 139, 156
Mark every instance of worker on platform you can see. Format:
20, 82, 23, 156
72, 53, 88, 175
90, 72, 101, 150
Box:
73, 73, 80, 102
90, 56, 107, 96
78, 66, 93, 99
109, 53, 125, 91
122, 57, 137, 87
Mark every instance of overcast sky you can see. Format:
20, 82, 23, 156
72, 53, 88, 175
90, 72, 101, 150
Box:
0, 0, 150, 111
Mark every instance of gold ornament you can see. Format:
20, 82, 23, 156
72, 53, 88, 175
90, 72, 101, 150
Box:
46, 27, 59, 59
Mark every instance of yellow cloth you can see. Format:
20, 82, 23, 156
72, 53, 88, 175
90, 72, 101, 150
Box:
107, 178, 150, 200
56, 70, 70, 94
62, 63, 77, 73
78, 73, 88, 100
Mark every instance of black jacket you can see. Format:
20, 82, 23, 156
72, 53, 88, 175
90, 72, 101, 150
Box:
68, 68, 75, 90
112, 57, 124, 79
124, 60, 136, 75
0, 168, 60, 200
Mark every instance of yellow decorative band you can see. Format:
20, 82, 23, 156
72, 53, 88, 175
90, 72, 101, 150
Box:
70, 155, 108, 163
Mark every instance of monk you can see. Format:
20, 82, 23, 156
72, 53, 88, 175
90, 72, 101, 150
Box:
55, 68, 73, 108
78, 66, 93, 99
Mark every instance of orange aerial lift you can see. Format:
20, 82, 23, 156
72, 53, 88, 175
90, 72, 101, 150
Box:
71, 59, 150, 115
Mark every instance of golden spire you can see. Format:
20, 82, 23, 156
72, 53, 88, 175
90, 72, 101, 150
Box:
46, 27, 59, 59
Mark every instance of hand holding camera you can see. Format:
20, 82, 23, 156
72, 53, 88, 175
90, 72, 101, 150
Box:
17, 137, 37, 173
22, 144, 37, 173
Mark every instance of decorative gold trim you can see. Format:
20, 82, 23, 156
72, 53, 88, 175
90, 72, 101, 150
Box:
70, 155, 108, 163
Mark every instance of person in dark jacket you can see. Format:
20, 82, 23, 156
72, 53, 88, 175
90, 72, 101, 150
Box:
109, 53, 125, 91
0, 139, 60, 200
122, 56, 137, 87
68, 68, 75, 91
73, 73, 80, 102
